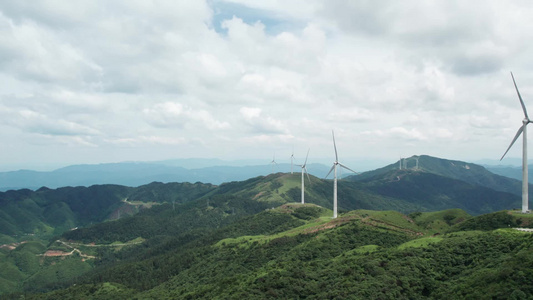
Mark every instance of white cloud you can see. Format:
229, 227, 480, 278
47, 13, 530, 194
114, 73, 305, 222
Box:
0, 0, 532, 168
240, 106, 287, 134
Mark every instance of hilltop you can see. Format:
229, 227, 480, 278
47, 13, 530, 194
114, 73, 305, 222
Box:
351, 155, 524, 196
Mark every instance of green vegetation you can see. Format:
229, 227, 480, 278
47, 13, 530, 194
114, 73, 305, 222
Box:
449, 210, 521, 232
0, 182, 217, 241
4, 203, 533, 298
1, 156, 532, 298
397, 236, 443, 250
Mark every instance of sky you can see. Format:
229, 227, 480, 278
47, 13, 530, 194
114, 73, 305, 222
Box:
0, 0, 532, 171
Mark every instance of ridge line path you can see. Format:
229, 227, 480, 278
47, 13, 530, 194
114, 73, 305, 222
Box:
38, 239, 143, 259
38, 240, 96, 259
515, 228, 533, 232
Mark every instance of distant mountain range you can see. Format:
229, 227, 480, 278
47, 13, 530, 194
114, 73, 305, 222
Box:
0, 161, 332, 191
0, 155, 522, 244
0, 156, 525, 192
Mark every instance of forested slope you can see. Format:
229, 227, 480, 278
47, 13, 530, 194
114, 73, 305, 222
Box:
17, 208, 533, 299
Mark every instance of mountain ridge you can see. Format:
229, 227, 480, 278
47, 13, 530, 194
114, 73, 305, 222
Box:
0, 162, 331, 190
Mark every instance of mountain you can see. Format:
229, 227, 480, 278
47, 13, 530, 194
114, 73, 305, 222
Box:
484, 164, 533, 182
358, 169, 519, 215
352, 155, 526, 197
0, 182, 216, 244
0, 162, 331, 190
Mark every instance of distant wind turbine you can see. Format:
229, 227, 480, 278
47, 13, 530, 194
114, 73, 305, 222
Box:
290, 147, 295, 174
297, 149, 311, 204
270, 153, 277, 173
501, 72, 531, 213
325, 131, 357, 218
415, 156, 420, 170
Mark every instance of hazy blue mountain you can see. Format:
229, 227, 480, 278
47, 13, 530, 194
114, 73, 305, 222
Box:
483, 164, 533, 182
0, 161, 331, 191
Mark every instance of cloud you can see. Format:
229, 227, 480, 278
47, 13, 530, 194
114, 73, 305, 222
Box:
0, 0, 532, 168
362, 127, 427, 142
143, 102, 186, 128
240, 106, 287, 134
318, 0, 511, 77
17, 109, 100, 136
327, 108, 375, 123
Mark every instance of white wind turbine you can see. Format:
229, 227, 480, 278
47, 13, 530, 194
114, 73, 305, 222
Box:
325, 131, 357, 218
297, 149, 311, 204
501, 72, 531, 213
270, 153, 277, 174
290, 147, 296, 174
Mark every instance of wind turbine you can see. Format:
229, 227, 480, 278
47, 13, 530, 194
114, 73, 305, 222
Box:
290, 147, 296, 174
325, 131, 357, 218
270, 153, 277, 173
297, 149, 311, 204
415, 156, 420, 170
501, 72, 531, 213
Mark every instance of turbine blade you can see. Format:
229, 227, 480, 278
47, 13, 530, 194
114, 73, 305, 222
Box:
303, 148, 310, 166
325, 165, 335, 179
338, 162, 358, 174
511, 72, 529, 120
501, 125, 524, 160
332, 130, 338, 162
304, 167, 311, 184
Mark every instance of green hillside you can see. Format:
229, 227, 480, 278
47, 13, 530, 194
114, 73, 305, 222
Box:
0, 182, 216, 242
360, 169, 520, 215
12, 207, 533, 299
352, 155, 525, 197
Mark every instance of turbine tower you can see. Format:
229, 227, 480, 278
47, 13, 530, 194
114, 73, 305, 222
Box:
297, 149, 311, 204
415, 156, 420, 170
501, 72, 530, 213
325, 131, 357, 218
